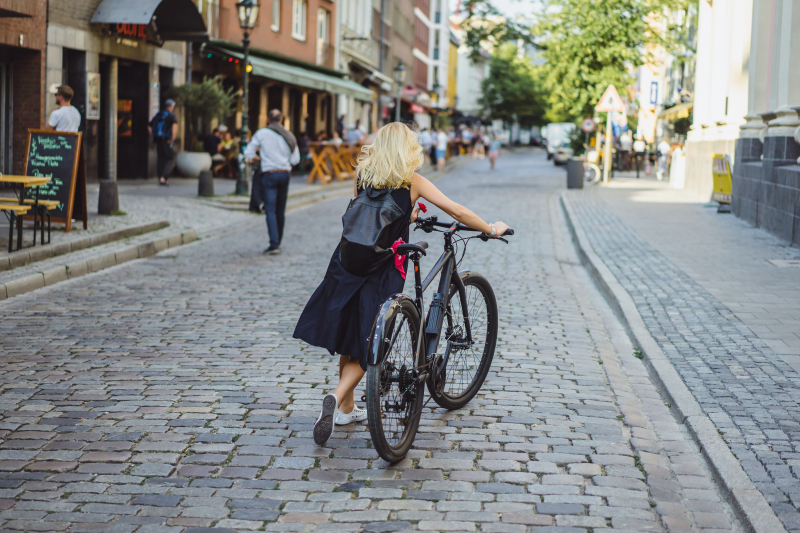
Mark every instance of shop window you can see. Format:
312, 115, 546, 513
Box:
292, 0, 307, 41
272, 0, 280, 31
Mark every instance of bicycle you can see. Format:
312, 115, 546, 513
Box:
364, 215, 514, 462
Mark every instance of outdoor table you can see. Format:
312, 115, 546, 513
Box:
0, 175, 51, 251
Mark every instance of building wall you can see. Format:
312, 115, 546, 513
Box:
683, 0, 752, 200
727, 0, 800, 247
455, 51, 487, 116
446, 39, 457, 107
217, 0, 335, 68
47, 0, 101, 33
0, 0, 48, 174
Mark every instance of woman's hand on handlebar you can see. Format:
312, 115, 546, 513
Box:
490, 221, 510, 237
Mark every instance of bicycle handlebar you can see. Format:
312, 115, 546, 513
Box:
416, 216, 515, 237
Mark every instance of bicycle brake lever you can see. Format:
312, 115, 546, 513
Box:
497, 237, 509, 244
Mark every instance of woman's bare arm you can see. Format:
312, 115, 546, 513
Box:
410, 173, 509, 235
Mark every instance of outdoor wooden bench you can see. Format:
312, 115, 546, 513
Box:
22, 199, 60, 245
0, 203, 31, 253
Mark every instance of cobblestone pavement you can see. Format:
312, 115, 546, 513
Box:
567, 184, 800, 531
0, 152, 742, 532
585, 177, 800, 371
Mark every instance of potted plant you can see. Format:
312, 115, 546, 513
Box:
167, 76, 237, 177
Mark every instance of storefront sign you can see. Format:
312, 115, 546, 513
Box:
115, 23, 148, 40
86, 73, 101, 121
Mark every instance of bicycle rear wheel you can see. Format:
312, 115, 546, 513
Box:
366, 297, 424, 463
428, 272, 498, 410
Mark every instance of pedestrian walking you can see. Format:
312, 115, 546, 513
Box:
488, 133, 501, 170
292, 122, 509, 446
418, 128, 433, 164
46, 85, 81, 133
435, 128, 448, 171
244, 109, 300, 255
148, 99, 178, 186
657, 139, 671, 181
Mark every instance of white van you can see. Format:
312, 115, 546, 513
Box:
545, 123, 576, 161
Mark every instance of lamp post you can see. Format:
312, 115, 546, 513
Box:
236, 0, 260, 195
393, 60, 406, 123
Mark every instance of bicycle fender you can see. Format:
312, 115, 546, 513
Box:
367, 294, 415, 366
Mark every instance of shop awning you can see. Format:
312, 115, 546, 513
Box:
90, 0, 208, 41
219, 48, 375, 102
351, 60, 393, 92
658, 101, 693, 120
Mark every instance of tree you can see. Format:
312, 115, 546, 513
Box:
167, 76, 237, 149
462, 0, 692, 123
479, 44, 547, 127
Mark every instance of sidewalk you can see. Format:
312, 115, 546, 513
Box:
564, 176, 800, 531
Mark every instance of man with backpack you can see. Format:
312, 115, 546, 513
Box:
148, 99, 178, 186
244, 109, 300, 255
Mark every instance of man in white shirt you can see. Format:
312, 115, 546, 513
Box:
46, 85, 81, 133
245, 109, 300, 255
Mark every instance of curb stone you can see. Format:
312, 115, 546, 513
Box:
0, 229, 197, 302
0, 219, 170, 272
560, 192, 787, 533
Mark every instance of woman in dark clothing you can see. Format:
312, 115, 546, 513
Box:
293, 123, 509, 446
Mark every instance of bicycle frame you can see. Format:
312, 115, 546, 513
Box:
366, 228, 473, 384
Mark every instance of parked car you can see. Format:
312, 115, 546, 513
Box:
554, 142, 574, 165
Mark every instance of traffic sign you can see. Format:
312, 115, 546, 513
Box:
581, 118, 595, 133
595, 84, 625, 112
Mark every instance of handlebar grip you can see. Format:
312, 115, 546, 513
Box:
420, 241, 429, 249
504, 229, 515, 236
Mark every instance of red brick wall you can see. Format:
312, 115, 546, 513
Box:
47, 0, 102, 33
0, 0, 47, 174
218, 0, 336, 67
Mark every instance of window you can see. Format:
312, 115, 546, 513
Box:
292, 0, 307, 40
317, 8, 330, 66
272, 0, 280, 31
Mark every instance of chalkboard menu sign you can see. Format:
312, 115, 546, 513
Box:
23, 130, 87, 232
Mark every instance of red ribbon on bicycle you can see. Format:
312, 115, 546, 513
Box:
391, 238, 407, 279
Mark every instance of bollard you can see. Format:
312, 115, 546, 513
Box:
198, 170, 214, 197
567, 159, 584, 189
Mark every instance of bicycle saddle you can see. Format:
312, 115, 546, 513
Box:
396, 241, 428, 256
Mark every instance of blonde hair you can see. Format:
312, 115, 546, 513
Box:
356, 122, 424, 189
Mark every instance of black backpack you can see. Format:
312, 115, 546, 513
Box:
339, 186, 405, 276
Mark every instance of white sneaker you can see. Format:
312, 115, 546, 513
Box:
313, 393, 338, 446
335, 405, 368, 425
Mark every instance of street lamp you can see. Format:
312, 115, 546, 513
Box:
393, 60, 406, 123
235, 0, 259, 195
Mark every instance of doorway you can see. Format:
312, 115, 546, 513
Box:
117, 60, 149, 179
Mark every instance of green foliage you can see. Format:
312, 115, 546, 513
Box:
462, 0, 695, 123
168, 76, 237, 124
568, 127, 586, 156
167, 76, 237, 146
673, 116, 691, 136
479, 44, 547, 127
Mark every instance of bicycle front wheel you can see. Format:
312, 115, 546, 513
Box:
366, 297, 424, 463
428, 272, 498, 410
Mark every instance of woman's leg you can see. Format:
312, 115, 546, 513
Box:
334, 356, 365, 414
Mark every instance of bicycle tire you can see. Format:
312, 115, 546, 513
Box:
366, 297, 424, 463
427, 272, 498, 410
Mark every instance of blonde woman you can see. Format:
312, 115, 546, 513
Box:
293, 123, 509, 446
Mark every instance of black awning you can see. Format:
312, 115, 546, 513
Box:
90, 0, 208, 42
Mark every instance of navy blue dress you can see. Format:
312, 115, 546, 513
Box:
293, 187, 413, 370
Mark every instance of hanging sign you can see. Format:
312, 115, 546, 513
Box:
595, 84, 625, 113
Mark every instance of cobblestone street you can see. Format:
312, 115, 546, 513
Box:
0, 151, 743, 533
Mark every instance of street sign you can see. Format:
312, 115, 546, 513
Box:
581, 118, 595, 133
595, 84, 625, 112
